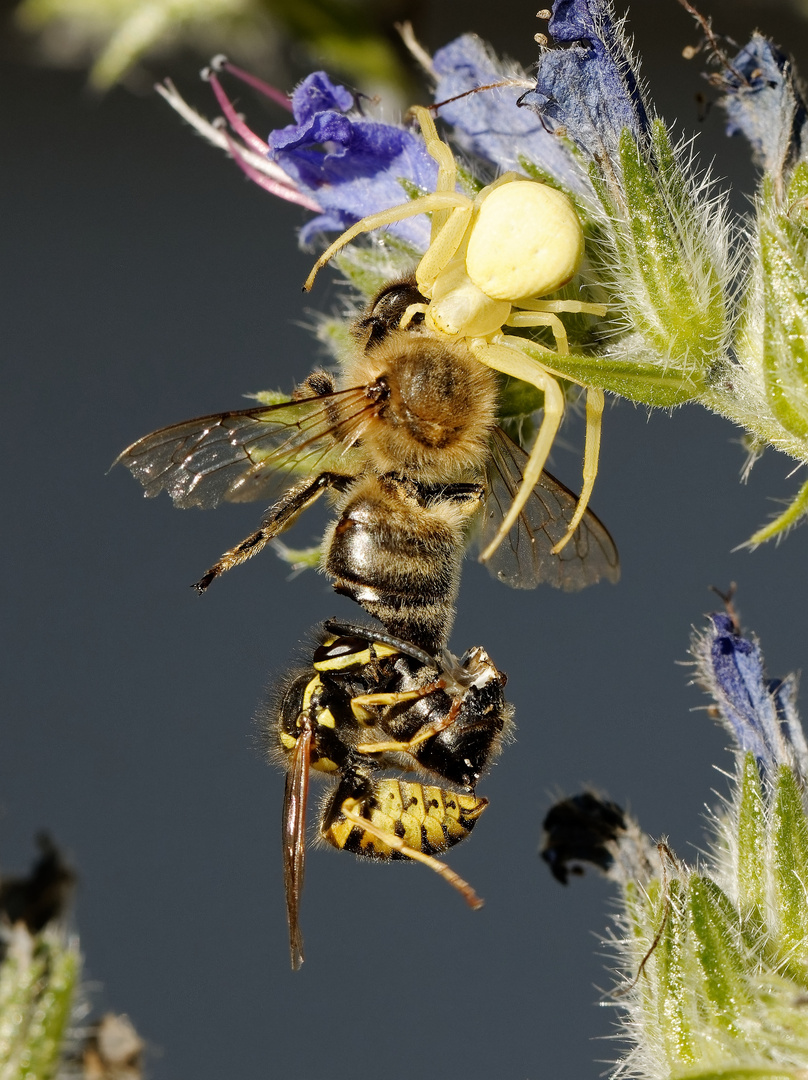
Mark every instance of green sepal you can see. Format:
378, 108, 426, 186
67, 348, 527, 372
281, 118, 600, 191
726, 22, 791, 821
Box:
248, 388, 293, 406
517, 340, 704, 406
735, 752, 767, 917
745, 474, 808, 548
652, 878, 698, 1069
0, 930, 79, 1079
273, 542, 321, 570
688, 876, 752, 1033
667, 1069, 807, 1079
760, 164, 808, 442
771, 765, 808, 961
618, 123, 727, 367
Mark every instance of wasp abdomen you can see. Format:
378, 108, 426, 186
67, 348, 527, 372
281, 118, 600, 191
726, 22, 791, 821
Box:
323, 777, 488, 860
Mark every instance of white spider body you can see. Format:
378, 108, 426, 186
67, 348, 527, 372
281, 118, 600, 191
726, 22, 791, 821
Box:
304, 107, 607, 562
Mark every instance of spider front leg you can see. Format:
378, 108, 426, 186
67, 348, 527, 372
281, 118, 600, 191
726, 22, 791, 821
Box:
470, 339, 565, 563
409, 105, 458, 238
303, 191, 468, 292
506, 309, 572, 355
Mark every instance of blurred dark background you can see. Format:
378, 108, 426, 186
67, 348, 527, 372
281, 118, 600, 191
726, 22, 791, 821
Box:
2, 1, 808, 1076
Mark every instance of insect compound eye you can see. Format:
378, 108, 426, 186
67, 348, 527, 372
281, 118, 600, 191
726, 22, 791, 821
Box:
355, 279, 428, 347
465, 182, 585, 302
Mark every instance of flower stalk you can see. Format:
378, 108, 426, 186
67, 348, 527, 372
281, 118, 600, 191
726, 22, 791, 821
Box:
544, 610, 808, 1080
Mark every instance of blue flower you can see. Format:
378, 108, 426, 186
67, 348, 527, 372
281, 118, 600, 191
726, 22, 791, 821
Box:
695, 612, 808, 780
266, 72, 436, 247
431, 35, 587, 195
519, 0, 651, 161
714, 34, 808, 181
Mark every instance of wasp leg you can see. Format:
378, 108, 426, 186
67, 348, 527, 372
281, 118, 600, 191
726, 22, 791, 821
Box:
355, 690, 464, 755
338, 798, 484, 909
193, 472, 352, 592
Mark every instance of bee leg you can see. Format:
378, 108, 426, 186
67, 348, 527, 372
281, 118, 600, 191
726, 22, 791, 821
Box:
338, 798, 484, 910
470, 340, 566, 563
193, 472, 352, 592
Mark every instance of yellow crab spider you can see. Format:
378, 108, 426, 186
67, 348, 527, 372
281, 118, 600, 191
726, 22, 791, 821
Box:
304, 106, 607, 560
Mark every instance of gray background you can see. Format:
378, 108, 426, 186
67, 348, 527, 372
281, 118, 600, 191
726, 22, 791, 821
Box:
3, 1, 808, 1076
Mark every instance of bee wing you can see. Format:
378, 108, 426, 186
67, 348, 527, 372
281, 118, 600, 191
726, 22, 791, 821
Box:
282, 721, 313, 971
113, 387, 371, 509
481, 427, 620, 591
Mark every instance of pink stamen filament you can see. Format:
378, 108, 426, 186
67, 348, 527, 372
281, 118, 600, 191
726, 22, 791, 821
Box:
220, 129, 322, 212
219, 58, 293, 113
204, 67, 270, 155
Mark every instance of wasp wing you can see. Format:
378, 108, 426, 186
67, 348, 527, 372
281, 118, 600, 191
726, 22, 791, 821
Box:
282, 720, 313, 971
481, 427, 620, 591
114, 387, 371, 509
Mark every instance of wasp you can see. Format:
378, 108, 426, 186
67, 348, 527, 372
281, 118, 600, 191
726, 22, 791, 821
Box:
265, 619, 512, 969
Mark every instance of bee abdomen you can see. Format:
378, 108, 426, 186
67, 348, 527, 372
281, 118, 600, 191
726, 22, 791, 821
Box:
324, 779, 488, 861
324, 474, 474, 652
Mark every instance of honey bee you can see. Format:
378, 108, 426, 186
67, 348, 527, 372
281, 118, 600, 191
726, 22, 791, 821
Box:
265, 618, 511, 969
116, 279, 619, 651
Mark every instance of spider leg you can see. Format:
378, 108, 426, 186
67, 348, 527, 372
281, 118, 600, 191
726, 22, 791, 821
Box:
506, 309, 571, 354
416, 204, 474, 292
409, 105, 458, 238
551, 387, 604, 553
303, 191, 468, 292
470, 340, 565, 563
518, 298, 608, 317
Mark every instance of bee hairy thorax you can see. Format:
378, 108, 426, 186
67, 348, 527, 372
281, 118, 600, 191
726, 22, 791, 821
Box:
345, 327, 499, 481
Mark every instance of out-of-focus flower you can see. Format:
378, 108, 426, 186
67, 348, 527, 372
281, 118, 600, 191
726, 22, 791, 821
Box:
0, 836, 79, 1079
14, 0, 413, 95
544, 610, 808, 1080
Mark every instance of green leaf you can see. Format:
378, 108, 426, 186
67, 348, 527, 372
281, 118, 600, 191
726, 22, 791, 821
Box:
517, 341, 704, 406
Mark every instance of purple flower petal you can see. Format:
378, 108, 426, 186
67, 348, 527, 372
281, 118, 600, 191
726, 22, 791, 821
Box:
432, 35, 587, 195
266, 72, 435, 248
519, 0, 651, 160
696, 612, 808, 781
714, 34, 808, 181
